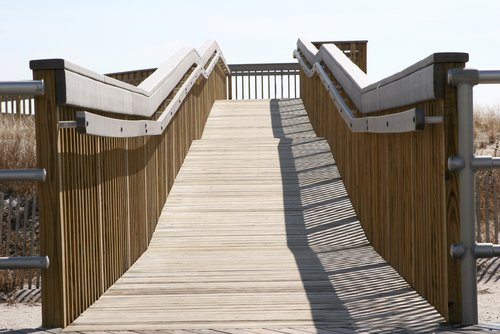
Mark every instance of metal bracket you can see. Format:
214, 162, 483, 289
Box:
450, 242, 466, 259
447, 68, 479, 86
448, 156, 465, 172
450, 242, 500, 259
58, 120, 77, 129
415, 108, 425, 130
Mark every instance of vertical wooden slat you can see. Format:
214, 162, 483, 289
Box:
476, 174, 481, 241
28, 196, 36, 289
274, 73, 277, 98
20, 195, 30, 289
246, 73, 250, 99
253, 71, 257, 99
12, 195, 20, 286
485, 175, 490, 242
280, 72, 284, 98
235, 74, 238, 100
241, 74, 245, 99
267, 74, 270, 99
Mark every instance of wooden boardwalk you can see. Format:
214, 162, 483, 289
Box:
66, 99, 454, 333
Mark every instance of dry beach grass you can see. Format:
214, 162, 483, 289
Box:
0, 113, 36, 194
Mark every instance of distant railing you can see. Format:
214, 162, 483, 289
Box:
1, 96, 36, 115
227, 63, 300, 99
297, 38, 467, 324
30, 40, 228, 328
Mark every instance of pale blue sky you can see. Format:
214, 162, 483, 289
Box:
1, 0, 499, 106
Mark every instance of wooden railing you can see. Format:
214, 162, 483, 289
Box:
311, 40, 367, 73
296, 38, 467, 323
30, 41, 228, 328
227, 63, 300, 99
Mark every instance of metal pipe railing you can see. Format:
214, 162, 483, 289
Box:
0, 168, 47, 182
0, 80, 44, 96
478, 70, 500, 84
448, 68, 500, 326
0, 256, 49, 270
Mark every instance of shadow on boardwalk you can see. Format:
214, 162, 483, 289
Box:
271, 99, 449, 333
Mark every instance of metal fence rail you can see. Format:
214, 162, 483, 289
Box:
228, 63, 300, 100
0, 192, 41, 290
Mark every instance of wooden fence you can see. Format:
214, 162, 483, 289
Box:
0, 192, 40, 291
30, 42, 228, 327
298, 39, 467, 323
1, 96, 35, 115
476, 171, 500, 243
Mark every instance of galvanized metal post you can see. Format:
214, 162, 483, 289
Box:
448, 68, 500, 325
456, 81, 478, 325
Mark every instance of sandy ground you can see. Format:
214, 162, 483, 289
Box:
0, 302, 42, 329
478, 281, 500, 323
477, 257, 500, 324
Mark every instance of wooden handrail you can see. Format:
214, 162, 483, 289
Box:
296, 38, 468, 114
298, 38, 467, 323
30, 41, 229, 138
30, 41, 228, 117
31, 40, 228, 327
294, 50, 427, 133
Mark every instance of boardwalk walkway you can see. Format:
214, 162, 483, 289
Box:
67, 99, 446, 332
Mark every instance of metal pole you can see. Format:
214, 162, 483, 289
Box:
0, 168, 46, 182
0, 256, 49, 270
456, 81, 478, 325
0, 80, 44, 96
478, 70, 500, 84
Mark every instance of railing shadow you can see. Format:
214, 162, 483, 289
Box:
478, 257, 500, 284
0, 329, 51, 334
270, 99, 446, 332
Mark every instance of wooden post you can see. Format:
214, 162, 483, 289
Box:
227, 74, 232, 100
443, 62, 465, 323
33, 70, 67, 328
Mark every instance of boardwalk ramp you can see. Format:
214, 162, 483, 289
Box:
67, 99, 444, 332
